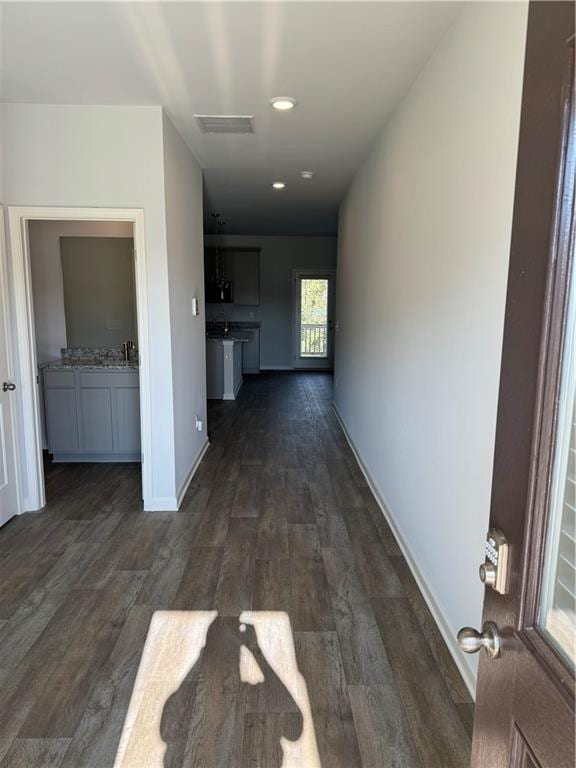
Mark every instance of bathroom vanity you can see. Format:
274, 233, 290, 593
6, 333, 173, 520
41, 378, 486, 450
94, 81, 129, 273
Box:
41, 359, 140, 462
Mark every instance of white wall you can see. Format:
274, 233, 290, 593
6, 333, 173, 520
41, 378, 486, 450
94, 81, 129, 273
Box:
162, 112, 208, 495
334, 2, 528, 692
205, 235, 337, 369
28, 220, 133, 363
1, 104, 178, 508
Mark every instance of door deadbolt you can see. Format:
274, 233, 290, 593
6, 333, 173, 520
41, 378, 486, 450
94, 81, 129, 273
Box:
480, 528, 509, 594
2, 382, 16, 392
457, 621, 501, 659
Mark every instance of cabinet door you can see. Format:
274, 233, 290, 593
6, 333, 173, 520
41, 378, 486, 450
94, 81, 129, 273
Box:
46, 388, 79, 452
242, 329, 260, 373
232, 251, 260, 305
80, 388, 113, 452
114, 387, 141, 452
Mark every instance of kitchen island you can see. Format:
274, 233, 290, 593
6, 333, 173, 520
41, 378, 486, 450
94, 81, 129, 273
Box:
206, 336, 246, 400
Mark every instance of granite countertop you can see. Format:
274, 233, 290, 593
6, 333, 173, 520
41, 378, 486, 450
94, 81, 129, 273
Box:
39, 358, 139, 370
206, 336, 247, 343
206, 320, 261, 329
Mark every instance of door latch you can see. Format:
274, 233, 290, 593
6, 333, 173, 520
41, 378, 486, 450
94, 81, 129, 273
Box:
480, 528, 509, 594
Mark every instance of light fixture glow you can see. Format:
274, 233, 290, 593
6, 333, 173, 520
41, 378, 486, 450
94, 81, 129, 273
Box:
270, 97, 297, 111
300, 171, 315, 180
272, 182, 286, 190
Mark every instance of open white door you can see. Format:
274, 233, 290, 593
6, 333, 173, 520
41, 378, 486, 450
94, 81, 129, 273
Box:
0, 209, 21, 526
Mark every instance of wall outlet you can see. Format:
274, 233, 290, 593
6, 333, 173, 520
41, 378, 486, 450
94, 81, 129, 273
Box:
196, 416, 203, 432
249, 311, 255, 320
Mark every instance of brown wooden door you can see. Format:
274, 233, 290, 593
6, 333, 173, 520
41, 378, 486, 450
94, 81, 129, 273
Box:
469, 3, 575, 767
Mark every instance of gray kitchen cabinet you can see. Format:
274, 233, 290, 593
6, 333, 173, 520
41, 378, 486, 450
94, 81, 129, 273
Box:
242, 328, 260, 373
232, 250, 260, 305
43, 368, 140, 461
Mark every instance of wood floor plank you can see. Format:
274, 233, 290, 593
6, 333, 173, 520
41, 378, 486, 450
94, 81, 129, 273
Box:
215, 519, 257, 615
294, 631, 362, 768
322, 548, 394, 686
288, 524, 321, 560
242, 713, 302, 768
372, 597, 472, 768
59, 605, 153, 768
389, 555, 472, 705
342, 506, 404, 598
290, 559, 335, 632
171, 547, 223, 610
1, 737, 71, 768
19, 571, 145, 739
348, 685, 422, 768
252, 559, 292, 612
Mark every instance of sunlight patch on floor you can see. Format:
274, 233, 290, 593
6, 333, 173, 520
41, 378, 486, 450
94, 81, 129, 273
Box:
114, 610, 320, 768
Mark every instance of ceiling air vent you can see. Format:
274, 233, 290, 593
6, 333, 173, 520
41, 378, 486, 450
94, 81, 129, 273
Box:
194, 115, 254, 134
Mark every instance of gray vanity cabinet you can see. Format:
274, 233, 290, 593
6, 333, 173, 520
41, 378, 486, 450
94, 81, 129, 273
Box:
44, 368, 140, 462
45, 377, 79, 453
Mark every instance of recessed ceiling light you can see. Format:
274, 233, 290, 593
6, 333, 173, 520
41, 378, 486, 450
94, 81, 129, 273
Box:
270, 97, 297, 111
272, 182, 286, 190
301, 171, 315, 180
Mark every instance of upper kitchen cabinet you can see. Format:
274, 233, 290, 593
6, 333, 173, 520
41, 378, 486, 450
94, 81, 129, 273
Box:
231, 249, 260, 305
204, 248, 260, 305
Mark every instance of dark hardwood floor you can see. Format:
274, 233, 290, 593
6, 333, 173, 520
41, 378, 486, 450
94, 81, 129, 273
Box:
0, 372, 473, 767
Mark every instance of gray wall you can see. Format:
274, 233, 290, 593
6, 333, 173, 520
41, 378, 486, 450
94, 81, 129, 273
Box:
162, 112, 207, 493
205, 235, 337, 369
333, 2, 528, 692
60, 236, 137, 348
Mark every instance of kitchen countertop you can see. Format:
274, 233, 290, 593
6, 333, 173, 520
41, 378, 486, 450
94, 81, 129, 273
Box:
39, 359, 139, 370
206, 336, 247, 343
206, 321, 261, 330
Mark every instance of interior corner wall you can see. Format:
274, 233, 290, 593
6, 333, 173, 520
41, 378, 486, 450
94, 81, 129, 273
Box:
161, 112, 207, 496
333, 1, 529, 692
1, 103, 177, 508
204, 235, 338, 369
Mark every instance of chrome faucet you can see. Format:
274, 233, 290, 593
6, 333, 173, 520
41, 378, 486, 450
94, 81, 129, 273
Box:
122, 340, 136, 361
213, 312, 229, 337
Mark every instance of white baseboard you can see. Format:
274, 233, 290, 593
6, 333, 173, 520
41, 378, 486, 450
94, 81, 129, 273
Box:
176, 438, 210, 508
144, 438, 210, 512
145, 496, 179, 512
332, 403, 477, 700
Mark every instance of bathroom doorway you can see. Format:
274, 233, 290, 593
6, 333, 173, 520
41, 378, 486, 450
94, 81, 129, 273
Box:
6, 207, 152, 514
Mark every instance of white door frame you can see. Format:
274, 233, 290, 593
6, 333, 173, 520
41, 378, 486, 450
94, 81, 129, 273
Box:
291, 269, 336, 370
7, 206, 152, 512
0, 207, 23, 522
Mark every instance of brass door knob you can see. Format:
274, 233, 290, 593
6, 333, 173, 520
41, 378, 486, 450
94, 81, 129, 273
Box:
457, 621, 501, 659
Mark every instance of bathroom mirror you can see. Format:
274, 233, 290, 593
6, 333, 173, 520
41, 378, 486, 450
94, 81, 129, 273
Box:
60, 236, 138, 348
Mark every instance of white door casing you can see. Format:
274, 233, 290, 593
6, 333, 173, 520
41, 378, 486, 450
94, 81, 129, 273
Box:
7, 206, 152, 512
0, 207, 22, 526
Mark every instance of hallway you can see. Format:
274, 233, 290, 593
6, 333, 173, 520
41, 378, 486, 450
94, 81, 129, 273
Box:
0, 373, 472, 767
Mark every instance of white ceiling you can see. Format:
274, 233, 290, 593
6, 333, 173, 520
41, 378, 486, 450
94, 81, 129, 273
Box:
1, 1, 462, 235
